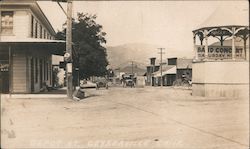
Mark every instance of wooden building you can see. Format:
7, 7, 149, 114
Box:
0, 0, 65, 93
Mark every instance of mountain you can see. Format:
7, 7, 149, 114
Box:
106, 43, 192, 69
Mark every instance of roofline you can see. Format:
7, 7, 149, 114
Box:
192, 25, 249, 33
33, 2, 56, 35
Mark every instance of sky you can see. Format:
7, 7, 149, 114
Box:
38, 0, 249, 57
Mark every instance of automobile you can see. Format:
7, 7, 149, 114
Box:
96, 78, 109, 89
124, 79, 135, 88
80, 80, 97, 89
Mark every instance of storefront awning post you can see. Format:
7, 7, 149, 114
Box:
204, 29, 209, 60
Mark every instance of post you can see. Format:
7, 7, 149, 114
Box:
66, 0, 73, 98
232, 27, 236, 60
244, 37, 248, 60
193, 32, 197, 61
204, 30, 208, 60
131, 61, 134, 74
158, 48, 165, 87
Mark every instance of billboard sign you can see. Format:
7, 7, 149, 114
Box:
196, 46, 244, 59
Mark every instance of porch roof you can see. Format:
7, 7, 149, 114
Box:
0, 39, 66, 55
152, 65, 176, 77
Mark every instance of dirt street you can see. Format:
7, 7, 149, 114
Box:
1, 87, 249, 148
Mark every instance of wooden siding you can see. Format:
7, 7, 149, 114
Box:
12, 54, 27, 93
1, 9, 54, 39
13, 11, 30, 38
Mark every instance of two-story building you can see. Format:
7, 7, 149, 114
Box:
0, 0, 65, 93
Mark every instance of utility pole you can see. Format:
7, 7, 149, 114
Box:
53, 0, 73, 98
66, 0, 73, 98
158, 48, 165, 87
131, 61, 134, 75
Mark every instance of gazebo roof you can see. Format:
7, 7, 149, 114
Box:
194, 5, 248, 32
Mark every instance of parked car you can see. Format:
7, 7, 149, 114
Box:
96, 78, 109, 89
80, 80, 97, 89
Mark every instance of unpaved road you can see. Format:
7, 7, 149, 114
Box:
1, 87, 249, 148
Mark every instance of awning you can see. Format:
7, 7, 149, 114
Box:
0, 38, 66, 55
153, 66, 176, 77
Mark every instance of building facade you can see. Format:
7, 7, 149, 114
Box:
0, 0, 65, 93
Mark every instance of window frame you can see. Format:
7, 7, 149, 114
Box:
1, 11, 14, 35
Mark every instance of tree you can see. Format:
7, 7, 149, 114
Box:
56, 13, 109, 79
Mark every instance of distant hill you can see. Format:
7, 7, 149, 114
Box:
106, 43, 192, 69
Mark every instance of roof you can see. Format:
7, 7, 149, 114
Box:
153, 65, 176, 77
0, 0, 56, 35
0, 38, 65, 43
210, 38, 249, 47
194, 5, 248, 31
0, 38, 65, 55
177, 58, 192, 69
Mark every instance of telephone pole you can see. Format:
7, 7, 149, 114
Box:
158, 48, 165, 87
131, 61, 134, 75
52, 0, 73, 98
66, 0, 73, 98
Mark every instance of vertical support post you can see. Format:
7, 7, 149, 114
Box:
193, 32, 198, 61
243, 36, 247, 60
220, 36, 223, 46
232, 27, 236, 60
204, 29, 208, 60
66, 0, 73, 98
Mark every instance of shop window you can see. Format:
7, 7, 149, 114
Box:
44, 59, 46, 80
35, 58, 38, 83
46, 62, 49, 81
1, 11, 14, 35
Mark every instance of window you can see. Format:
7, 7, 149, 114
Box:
43, 29, 46, 39
39, 25, 42, 38
1, 11, 14, 34
31, 15, 34, 37
35, 58, 38, 83
35, 21, 38, 38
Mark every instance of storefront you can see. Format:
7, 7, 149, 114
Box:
0, 40, 65, 93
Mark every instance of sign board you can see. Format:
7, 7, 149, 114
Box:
67, 63, 72, 73
196, 46, 244, 59
0, 64, 9, 72
64, 53, 71, 62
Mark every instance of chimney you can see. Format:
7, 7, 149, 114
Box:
150, 57, 156, 66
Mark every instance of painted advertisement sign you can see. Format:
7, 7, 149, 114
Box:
196, 46, 244, 59
0, 63, 9, 72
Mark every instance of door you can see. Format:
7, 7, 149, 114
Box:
0, 61, 9, 93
